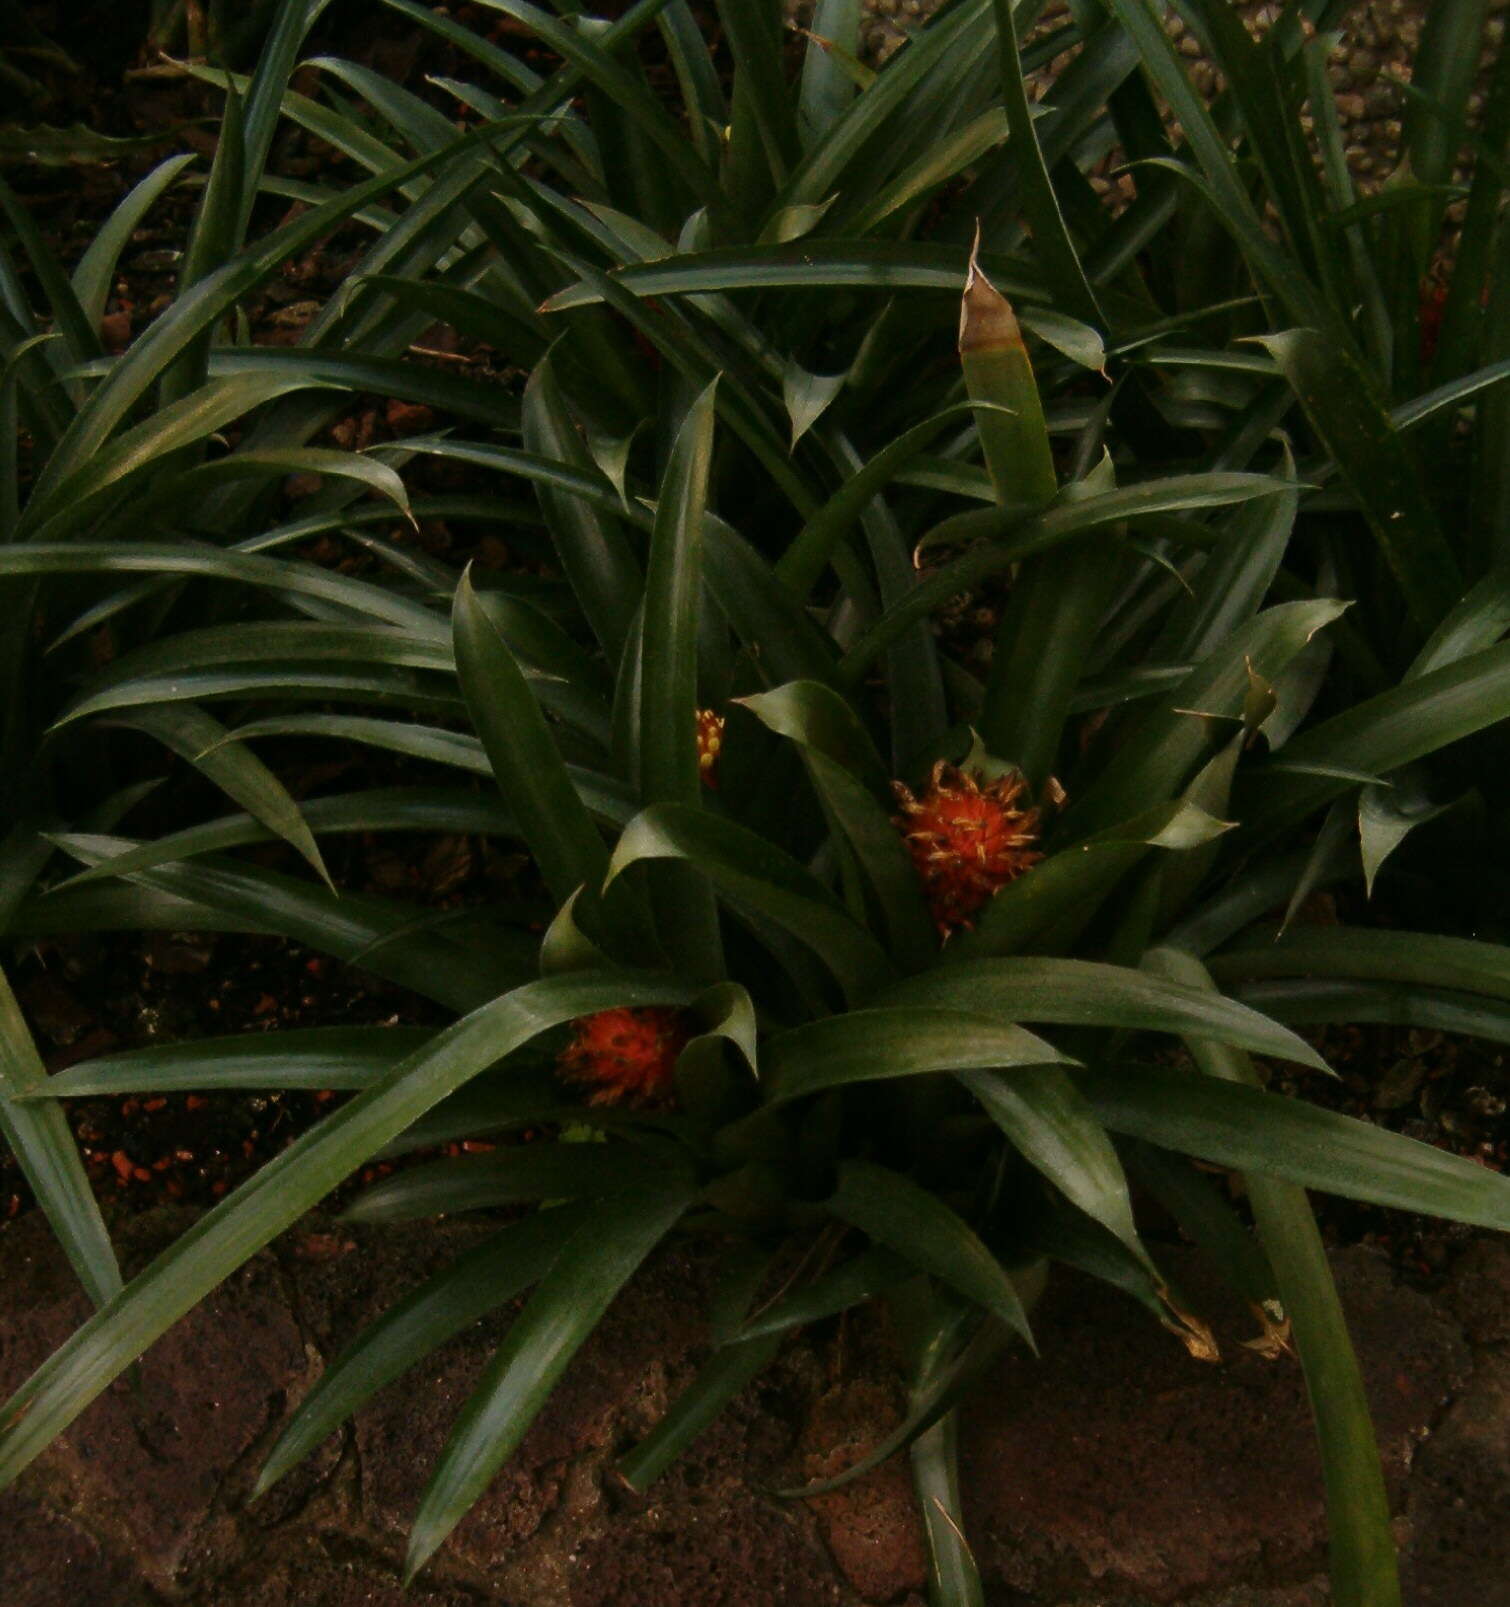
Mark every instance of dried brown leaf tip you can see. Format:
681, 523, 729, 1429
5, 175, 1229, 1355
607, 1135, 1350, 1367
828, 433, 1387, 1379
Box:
1242, 1299, 1294, 1361
557, 1007, 692, 1107
1158, 1284, 1222, 1364
893, 761, 1041, 937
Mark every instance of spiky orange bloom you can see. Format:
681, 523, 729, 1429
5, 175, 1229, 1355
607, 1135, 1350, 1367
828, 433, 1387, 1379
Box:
558, 1007, 691, 1106
893, 761, 1041, 936
696, 707, 725, 790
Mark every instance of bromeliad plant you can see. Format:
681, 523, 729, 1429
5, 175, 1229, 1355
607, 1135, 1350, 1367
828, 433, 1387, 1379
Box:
3, 3, 1510, 1606
7, 273, 1510, 1607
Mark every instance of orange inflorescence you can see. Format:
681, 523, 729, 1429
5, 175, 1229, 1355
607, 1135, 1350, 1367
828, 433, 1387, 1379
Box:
558, 1007, 691, 1107
696, 708, 725, 789
893, 761, 1041, 936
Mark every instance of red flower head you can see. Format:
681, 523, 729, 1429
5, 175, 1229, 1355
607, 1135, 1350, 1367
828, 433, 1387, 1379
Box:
696, 707, 725, 790
893, 761, 1041, 936
557, 1006, 691, 1107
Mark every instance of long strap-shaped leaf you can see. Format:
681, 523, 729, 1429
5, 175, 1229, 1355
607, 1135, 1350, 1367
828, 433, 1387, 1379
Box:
1073, 1058, 1510, 1229
763, 1007, 1071, 1104
1141, 946, 1399, 1607
606, 803, 893, 1003
1208, 926, 1510, 1002
341, 1140, 660, 1223
256, 1200, 594, 1497
35, 1024, 436, 1098
521, 358, 642, 665
29, 121, 532, 507
1067, 597, 1349, 837
0, 542, 443, 639
45, 835, 510, 1013
837, 471, 1301, 686
46, 786, 518, 894
0, 966, 121, 1308
453, 567, 608, 908
111, 703, 331, 888
1231, 979, 1510, 1049
1238, 639, 1510, 839
617, 1328, 784, 1493
1256, 328, 1461, 636
739, 681, 937, 971
639, 379, 724, 981
0, 972, 696, 1491
406, 1177, 694, 1579
827, 1159, 1034, 1346
884, 955, 1326, 1069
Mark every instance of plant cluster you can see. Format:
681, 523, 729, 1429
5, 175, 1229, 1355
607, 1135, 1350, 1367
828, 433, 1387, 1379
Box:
1, 3, 1509, 1604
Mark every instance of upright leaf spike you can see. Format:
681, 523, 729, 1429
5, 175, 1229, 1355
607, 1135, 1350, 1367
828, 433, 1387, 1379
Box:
960, 234, 1119, 789
958, 231, 1057, 511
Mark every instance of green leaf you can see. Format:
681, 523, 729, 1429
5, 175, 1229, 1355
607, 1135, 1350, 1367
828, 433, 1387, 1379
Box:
764, 1007, 1072, 1104
1063, 599, 1348, 838
0, 965, 121, 1309
911, 1410, 985, 1607
536, 241, 1047, 312
776, 400, 984, 597
735, 1246, 910, 1341
782, 359, 846, 451
23, 374, 342, 540
453, 567, 608, 907
71, 154, 197, 333
209, 715, 635, 826
738, 683, 937, 971
1358, 770, 1450, 898
166, 447, 415, 523
618, 1331, 783, 1492
236, 0, 337, 241
465, 0, 721, 212
406, 1177, 693, 1581
960, 1065, 1146, 1265
715, 0, 798, 189
948, 800, 1231, 962
636, 378, 723, 978
1159, 442, 1300, 664
0, 124, 178, 165
109, 703, 332, 889
342, 1141, 661, 1222
827, 1160, 1033, 1345
1099, 0, 1334, 332
255, 1202, 593, 1496
1075, 1060, 1510, 1230
520, 357, 642, 663
1406, 567, 1510, 680
1237, 641, 1510, 840
798, 0, 862, 150
990, 0, 1100, 328
36, 1025, 436, 1097
0, 542, 443, 638
31, 120, 522, 503
1232, 977, 1510, 1048
1140, 944, 1399, 1607
1209, 926, 1510, 1002
607, 804, 892, 1003
1255, 328, 1460, 635
44, 835, 507, 1013
0, 972, 697, 1492
885, 956, 1327, 1069
840, 472, 1303, 685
